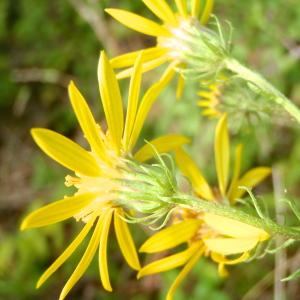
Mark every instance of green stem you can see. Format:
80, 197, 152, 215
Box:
172, 194, 300, 240
225, 58, 300, 124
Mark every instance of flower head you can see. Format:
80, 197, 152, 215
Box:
21, 51, 189, 300
137, 114, 271, 299
106, 0, 215, 97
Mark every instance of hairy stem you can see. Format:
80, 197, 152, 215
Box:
225, 58, 300, 124
172, 194, 300, 240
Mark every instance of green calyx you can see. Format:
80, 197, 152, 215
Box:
115, 155, 300, 241
167, 16, 300, 124
158, 17, 230, 81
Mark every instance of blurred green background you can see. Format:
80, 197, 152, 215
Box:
1, 0, 300, 299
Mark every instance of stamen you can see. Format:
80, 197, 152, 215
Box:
65, 175, 81, 187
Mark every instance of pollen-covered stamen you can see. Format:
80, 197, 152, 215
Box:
65, 175, 81, 187
157, 18, 199, 60
158, 16, 230, 81
65, 156, 134, 223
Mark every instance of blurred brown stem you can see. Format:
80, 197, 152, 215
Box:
67, 0, 119, 53
11, 68, 73, 87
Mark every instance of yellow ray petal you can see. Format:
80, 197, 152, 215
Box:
105, 8, 171, 37
68, 81, 108, 162
31, 128, 101, 177
37, 215, 96, 288
127, 83, 162, 150
134, 134, 190, 162
137, 241, 202, 278
201, 108, 220, 118
110, 47, 168, 69
191, 0, 201, 18
142, 0, 177, 25
211, 251, 250, 265
176, 74, 185, 99
140, 219, 202, 253
215, 114, 229, 197
203, 213, 270, 240
204, 237, 259, 255
227, 144, 243, 202
198, 100, 212, 107
200, 0, 214, 25
128, 65, 174, 149
21, 193, 96, 230
116, 55, 169, 80
59, 216, 103, 300
114, 208, 140, 270
166, 246, 205, 300
198, 90, 214, 98
230, 167, 271, 200
174, 0, 187, 18
158, 61, 177, 86
98, 51, 124, 152
123, 52, 143, 151
99, 209, 114, 292
218, 264, 229, 277
175, 148, 214, 200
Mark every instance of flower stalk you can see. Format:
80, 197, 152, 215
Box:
162, 17, 300, 124
115, 157, 300, 241
224, 58, 300, 124
171, 194, 300, 240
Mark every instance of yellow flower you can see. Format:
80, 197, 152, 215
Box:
197, 80, 224, 118
176, 114, 271, 202
106, 0, 214, 98
137, 114, 271, 299
21, 51, 189, 300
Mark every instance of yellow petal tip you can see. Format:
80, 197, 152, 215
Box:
20, 216, 31, 230
36, 280, 42, 289
104, 286, 113, 292
138, 245, 146, 253
20, 221, 27, 231
136, 271, 143, 280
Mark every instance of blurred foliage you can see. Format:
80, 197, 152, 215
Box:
1, 0, 300, 299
